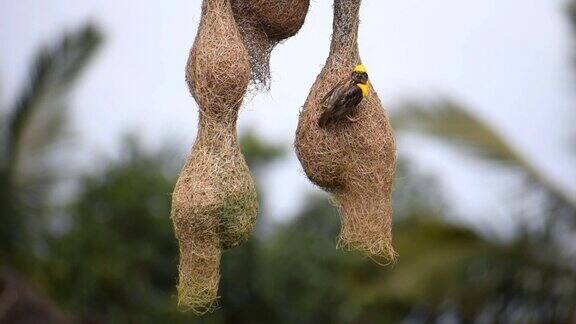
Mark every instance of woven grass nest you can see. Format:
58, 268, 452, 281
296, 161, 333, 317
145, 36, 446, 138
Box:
294, 0, 397, 263
171, 0, 257, 313
232, 0, 310, 87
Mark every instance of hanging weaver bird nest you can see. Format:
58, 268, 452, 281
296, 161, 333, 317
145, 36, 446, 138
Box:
231, 0, 310, 88
294, 0, 397, 263
171, 0, 258, 313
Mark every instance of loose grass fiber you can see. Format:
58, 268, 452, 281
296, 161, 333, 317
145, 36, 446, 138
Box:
171, 0, 257, 313
231, 0, 310, 88
294, 0, 397, 263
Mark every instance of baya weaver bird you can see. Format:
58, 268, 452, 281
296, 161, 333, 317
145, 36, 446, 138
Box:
318, 64, 370, 128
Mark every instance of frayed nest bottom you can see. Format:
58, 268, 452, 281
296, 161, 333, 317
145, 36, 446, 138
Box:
171, 149, 258, 313
331, 189, 397, 265
176, 245, 221, 314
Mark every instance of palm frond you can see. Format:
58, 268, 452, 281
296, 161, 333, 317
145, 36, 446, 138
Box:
391, 99, 576, 210
6, 23, 102, 172
0, 23, 102, 269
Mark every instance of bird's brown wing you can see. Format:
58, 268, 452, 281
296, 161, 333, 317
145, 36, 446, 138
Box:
318, 82, 363, 128
320, 78, 349, 104
335, 85, 363, 117
318, 79, 354, 128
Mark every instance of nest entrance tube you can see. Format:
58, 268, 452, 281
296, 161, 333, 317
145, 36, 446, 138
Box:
171, 0, 258, 313
294, 0, 397, 263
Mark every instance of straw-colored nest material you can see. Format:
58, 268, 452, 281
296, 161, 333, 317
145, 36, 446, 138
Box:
248, 0, 310, 39
231, 0, 310, 87
294, 0, 397, 263
171, 0, 258, 313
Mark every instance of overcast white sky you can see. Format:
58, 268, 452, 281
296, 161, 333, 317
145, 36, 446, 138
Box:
1, 0, 575, 225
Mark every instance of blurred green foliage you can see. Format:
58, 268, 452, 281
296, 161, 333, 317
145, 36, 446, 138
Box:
1, 5, 576, 323
43, 139, 181, 323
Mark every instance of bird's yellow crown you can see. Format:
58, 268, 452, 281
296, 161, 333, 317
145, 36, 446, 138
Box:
354, 64, 368, 74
